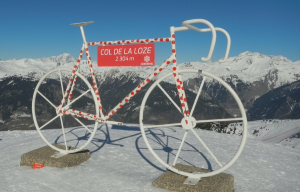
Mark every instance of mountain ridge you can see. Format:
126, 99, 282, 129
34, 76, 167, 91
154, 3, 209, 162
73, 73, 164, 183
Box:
1, 51, 299, 85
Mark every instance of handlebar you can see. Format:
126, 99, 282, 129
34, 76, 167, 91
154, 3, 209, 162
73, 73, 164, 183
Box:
181, 19, 231, 63
215, 27, 231, 62
182, 19, 216, 62
72, 19, 230, 63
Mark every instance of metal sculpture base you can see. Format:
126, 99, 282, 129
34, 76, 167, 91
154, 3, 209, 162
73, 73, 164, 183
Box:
153, 164, 234, 192
20, 144, 90, 168
51, 152, 68, 158
183, 171, 202, 185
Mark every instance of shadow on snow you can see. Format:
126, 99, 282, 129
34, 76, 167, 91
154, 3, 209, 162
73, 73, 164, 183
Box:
52, 124, 212, 172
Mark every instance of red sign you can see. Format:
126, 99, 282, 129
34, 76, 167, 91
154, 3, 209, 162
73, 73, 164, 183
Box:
98, 44, 155, 67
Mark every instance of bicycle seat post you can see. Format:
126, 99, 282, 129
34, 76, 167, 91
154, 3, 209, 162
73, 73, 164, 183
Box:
71, 21, 94, 44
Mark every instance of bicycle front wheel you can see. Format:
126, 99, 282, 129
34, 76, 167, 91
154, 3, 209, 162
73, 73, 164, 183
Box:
32, 68, 99, 154
139, 69, 247, 178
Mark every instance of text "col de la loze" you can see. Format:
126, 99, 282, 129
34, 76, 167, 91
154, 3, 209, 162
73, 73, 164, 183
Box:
100, 46, 152, 55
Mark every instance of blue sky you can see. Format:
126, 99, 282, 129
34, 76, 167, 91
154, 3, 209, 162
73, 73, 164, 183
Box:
0, 0, 299, 64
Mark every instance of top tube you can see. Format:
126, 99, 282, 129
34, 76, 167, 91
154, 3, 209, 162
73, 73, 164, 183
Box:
86, 37, 173, 46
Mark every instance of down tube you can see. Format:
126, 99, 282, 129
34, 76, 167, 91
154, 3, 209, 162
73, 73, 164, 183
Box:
104, 56, 174, 120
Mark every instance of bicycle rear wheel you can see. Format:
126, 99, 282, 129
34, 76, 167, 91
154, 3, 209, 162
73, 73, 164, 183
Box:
139, 69, 247, 178
32, 68, 99, 154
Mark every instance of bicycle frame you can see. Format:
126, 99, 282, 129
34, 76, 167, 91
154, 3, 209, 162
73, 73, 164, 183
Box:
56, 19, 227, 125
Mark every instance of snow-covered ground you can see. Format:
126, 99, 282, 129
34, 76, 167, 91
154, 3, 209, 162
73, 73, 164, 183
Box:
0, 120, 299, 192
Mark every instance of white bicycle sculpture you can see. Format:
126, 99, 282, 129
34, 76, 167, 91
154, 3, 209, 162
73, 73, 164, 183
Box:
32, 19, 247, 180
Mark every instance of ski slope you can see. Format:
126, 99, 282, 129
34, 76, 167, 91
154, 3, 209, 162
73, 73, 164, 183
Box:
0, 120, 299, 192
247, 119, 300, 146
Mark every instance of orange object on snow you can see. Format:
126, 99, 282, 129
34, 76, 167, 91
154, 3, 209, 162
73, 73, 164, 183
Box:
32, 162, 44, 169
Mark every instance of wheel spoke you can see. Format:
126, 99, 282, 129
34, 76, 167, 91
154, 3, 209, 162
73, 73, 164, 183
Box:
191, 129, 223, 167
39, 115, 59, 130
65, 88, 91, 108
190, 76, 206, 116
59, 70, 65, 98
37, 91, 57, 109
60, 116, 68, 150
157, 83, 182, 113
74, 87, 93, 99
195, 117, 243, 124
143, 122, 181, 129
72, 116, 93, 134
172, 130, 189, 166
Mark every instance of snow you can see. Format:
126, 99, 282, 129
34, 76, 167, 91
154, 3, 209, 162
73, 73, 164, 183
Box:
10, 113, 32, 118
0, 121, 299, 192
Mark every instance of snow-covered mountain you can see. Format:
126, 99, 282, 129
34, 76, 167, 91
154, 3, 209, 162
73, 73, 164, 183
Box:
1, 52, 300, 130
1, 51, 299, 86
38, 53, 77, 64
0, 53, 76, 78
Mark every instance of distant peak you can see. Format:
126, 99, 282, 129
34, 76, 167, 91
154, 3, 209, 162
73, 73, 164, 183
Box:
272, 55, 291, 62
46, 53, 76, 63
237, 51, 290, 62
239, 51, 253, 56
54, 53, 73, 58
238, 51, 266, 58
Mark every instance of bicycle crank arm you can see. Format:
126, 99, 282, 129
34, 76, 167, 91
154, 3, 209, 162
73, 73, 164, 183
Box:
97, 119, 123, 126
